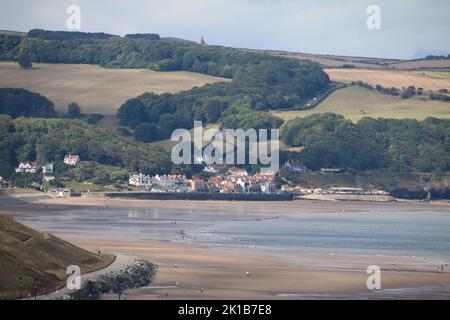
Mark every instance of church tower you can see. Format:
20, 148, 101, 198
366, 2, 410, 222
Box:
199, 35, 207, 46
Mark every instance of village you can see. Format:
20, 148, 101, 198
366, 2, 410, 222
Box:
0, 155, 391, 199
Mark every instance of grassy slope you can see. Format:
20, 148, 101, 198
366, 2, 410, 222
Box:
0, 62, 230, 115
325, 68, 450, 92
0, 213, 113, 299
273, 86, 450, 122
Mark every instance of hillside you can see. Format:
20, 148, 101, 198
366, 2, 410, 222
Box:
0, 62, 230, 115
253, 48, 450, 71
0, 213, 113, 299
273, 86, 450, 122
0, 116, 172, 179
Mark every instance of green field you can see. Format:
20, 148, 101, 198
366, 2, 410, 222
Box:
273, 86, 450, 122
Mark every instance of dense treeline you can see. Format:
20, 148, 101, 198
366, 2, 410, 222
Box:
0, 31, 330, 140
0, 88, 56, 118
282, 113, 450, 173
0, 116, 171, 178
0, 34, 22, 60
124, 33, 161, 40
423, 54, 450, 60
219, 101, 284, 131
27, 29, 117, 41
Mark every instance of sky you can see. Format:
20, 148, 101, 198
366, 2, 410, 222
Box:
1, 0, 449, 59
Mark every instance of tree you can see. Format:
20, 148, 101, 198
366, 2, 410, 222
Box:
17, 48, 32, 69
134, 123, 158, 143
67, 102, 82, 119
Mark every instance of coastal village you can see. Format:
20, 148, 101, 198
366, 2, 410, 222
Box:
0, 155, 391, 199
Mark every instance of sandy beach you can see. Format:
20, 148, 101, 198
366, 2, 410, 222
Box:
1, 194, 450, 300
68, 239, 450, 300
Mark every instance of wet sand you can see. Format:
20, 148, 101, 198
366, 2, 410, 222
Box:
1, 195, 450, 299
70, 239, 450, 300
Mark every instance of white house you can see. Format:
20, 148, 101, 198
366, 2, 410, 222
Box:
64, 154, 80, 166
15, 162, 38, 174
151, 175, 176, 188
129, 174, 186, 189
129, 174, 152, 187
203, 164, 224, 174
260, 181, 273, 194
42, 163, 54, 175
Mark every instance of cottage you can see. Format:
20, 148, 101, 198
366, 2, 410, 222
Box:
64, 154, 81, 166
15, 162, 38, 174
0, 176, 5, 189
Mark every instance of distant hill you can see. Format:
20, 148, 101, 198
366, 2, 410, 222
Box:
0, 213, 113, 299
0, 29, 26, 37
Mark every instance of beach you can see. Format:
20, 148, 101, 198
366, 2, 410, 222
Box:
1, 193, 450, 299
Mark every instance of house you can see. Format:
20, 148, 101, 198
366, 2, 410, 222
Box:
227, 167, 248, 177
221, 181, 237, 193
15, 162, 38, 174
203, 164, 224, 174
64, 154, 80, 166
129, 174, 151, 187
260, 181, 273, 194
129, 174, 187, 189
207, 176, 223, 193
169, 175, 188, 186
151, 175, 176, 188
43, 176, 56, 183
42, 163, 54, 175
253, 172, 276, 182
283, 160, 309, 173
0, 176, 5, 190
190, 179, 208, 192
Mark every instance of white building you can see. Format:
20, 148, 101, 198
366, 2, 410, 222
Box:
64, 154, 80, 166
43, 176, 56, 182
203, 165, 224, 174
228, 167, 248, 177
260, 181, 273, 194
15, 162, 38, 174
151, 175, 175, 188
129, 174, 152, 187
42, 163, 54, 175
129, 174, 185, 189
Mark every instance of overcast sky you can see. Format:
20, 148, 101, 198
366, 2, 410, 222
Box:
1, 0, 449, 59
